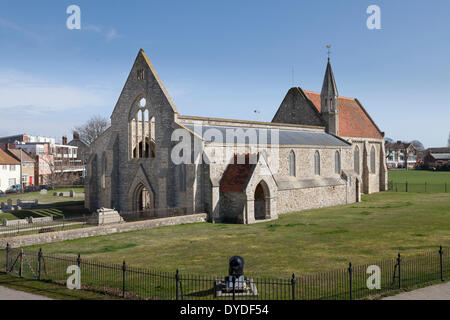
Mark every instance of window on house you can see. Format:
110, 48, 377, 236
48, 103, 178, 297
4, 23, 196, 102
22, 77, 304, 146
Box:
354, 146, 360, 174
289, 150, 296, 177
314, 151, 320, 175
370, 146, 376, 173
10, 165, 15, 171
335, 151, 341, 174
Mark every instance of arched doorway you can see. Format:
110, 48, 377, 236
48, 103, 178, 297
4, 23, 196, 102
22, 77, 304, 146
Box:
134, 183, 153, 212
254, 181, 269, 220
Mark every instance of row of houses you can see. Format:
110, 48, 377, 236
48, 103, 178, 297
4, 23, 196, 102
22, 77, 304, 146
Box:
385, 140, 450, 169
0, 133, 89, 192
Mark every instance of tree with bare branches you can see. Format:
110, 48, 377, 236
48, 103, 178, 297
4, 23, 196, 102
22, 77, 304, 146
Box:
74, 115, 109, 146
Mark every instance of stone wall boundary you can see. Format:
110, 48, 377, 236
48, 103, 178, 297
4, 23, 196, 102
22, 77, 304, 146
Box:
0, 213, 207, 248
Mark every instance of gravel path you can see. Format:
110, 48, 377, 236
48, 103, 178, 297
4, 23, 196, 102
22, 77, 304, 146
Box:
0, 285, 52, 300
383, 282, 450, 300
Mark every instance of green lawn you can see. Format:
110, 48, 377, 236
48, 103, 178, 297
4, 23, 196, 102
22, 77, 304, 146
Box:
0, 273, 117, 300
389, 170, 450, 184
28, 192, 450, 278
0, 188, 88, 221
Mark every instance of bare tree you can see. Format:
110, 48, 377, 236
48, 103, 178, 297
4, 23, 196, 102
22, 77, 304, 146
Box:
384, 137, 394, 144
409, 140, 425, 150
74, 115, 109, 146
448, 131, 450, 147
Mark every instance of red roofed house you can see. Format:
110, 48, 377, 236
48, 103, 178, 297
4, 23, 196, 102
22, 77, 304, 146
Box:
273, 58, 387, 194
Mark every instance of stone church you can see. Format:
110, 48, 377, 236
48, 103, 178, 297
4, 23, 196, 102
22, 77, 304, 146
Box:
85, 49, 387, 224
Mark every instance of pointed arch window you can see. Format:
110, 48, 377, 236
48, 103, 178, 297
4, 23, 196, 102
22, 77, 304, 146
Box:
101, 152, 107, 189
370, 146, 376, 173
314, 151, 320, 176
130, 97, 155, 159
335, 150, 341, 174
354, 146, 360, 174
289, 150, 296, 177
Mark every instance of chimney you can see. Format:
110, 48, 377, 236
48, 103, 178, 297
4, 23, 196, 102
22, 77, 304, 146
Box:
62, 136, 67, 145
73, 131, 80, 140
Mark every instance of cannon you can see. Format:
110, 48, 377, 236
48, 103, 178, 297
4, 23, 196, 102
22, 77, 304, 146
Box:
228, 256, 244, 277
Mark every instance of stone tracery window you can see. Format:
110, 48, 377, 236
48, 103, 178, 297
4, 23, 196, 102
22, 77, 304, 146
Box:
130, 97, 155, 159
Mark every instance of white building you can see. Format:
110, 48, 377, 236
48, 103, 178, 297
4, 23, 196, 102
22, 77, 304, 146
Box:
0, 149, 21, 192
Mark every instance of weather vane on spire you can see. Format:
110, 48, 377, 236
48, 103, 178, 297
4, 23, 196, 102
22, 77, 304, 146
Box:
326, 45, 332, 61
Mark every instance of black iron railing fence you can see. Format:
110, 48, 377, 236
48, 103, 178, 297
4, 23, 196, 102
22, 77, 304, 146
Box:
0, 216, 89, 238
388, 181, 450, 193
0, 245, 448, 300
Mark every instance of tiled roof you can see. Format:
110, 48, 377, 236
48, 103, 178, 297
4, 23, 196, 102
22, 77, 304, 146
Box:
182, 124, 350, 147
0, 149, 20, 165
385, 141, 412, 150
428, 147, 450, 154
220, 154, 256, 192
431, 153, 450, 160
8, 149, 35, 163
303, 90, 383, 139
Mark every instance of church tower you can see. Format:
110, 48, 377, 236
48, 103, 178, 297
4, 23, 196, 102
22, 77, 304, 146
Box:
320, 58, 339, 136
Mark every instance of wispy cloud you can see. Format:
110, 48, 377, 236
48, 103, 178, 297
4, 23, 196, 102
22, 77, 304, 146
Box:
0, 17, 46, 46
0, 70, 114, 114
84, 24, 121, 42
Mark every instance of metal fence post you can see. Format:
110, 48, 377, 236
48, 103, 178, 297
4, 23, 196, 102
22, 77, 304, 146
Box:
38, 248, 42, 280
406, 181, 408, 193
5, 243, 10, 273
291, 273, 296, 300
122, 260, 126, 298
19, 249, 23, 278
348, 262, 353, 300
77, 253, 81, 268
397, 253, 401, 289
232, 276, 236, 301
439, 246, 444, 282
176, 269, 180, 300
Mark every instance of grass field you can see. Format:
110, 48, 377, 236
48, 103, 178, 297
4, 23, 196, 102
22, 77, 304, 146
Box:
0, 188, 88, 221
0, 273, 117, 300
28, 192, 450, 278
389, 170, 450, 184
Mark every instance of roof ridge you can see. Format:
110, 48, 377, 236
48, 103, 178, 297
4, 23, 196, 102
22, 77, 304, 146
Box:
302, 89, 355, 101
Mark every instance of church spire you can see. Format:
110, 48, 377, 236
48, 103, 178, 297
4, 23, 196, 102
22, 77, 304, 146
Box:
320, 54, 339, 136
321, 58, 338, 107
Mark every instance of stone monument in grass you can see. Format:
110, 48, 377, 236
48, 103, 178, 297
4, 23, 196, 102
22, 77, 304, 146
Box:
87, 208, 124, 226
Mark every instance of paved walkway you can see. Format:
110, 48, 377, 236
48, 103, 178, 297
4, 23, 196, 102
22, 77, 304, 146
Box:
0, 286, 52, 300
383, 282, 450, 300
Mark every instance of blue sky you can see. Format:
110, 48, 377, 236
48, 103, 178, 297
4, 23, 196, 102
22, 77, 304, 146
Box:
0, 0, 449, 147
